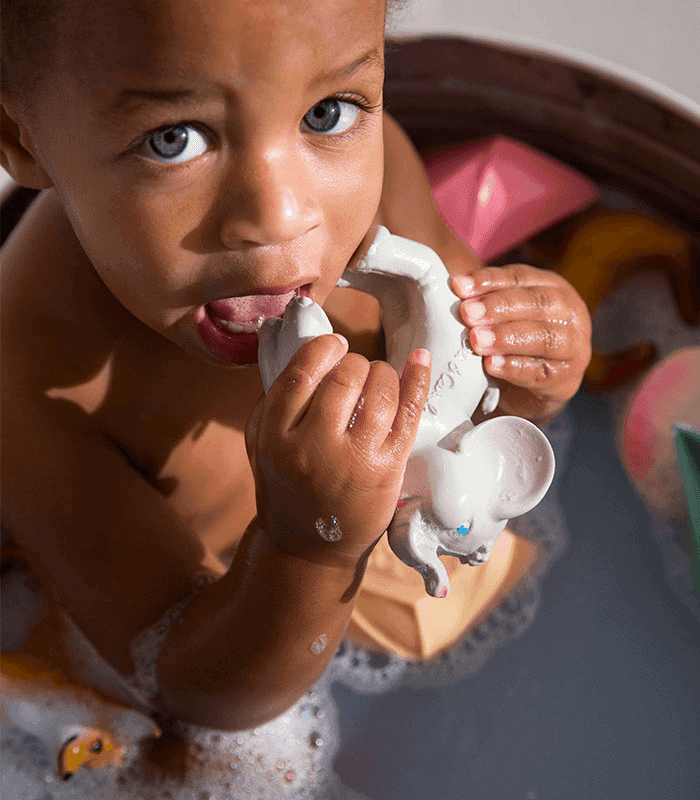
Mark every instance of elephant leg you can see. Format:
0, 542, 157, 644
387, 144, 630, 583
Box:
388, 509, 451, 598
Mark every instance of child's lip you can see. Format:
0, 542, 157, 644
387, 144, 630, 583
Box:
195, 284, 311, 364
206, 284, 311, 333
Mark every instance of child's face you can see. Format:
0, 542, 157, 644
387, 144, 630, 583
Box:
31, 0, 386, 366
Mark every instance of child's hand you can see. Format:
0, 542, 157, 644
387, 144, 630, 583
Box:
450, 264, 592, 422
246, 335, 431, 567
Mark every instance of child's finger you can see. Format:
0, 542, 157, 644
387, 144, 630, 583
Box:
483, 354, 575, 390
301, 352, 370, 438
384, 349, 431, 454
345, 360, 401, 445
469, 319, 578, 362
244, 393, 265, 465
262, 333, 349, 432
450, 263, 559, 299
459, 284, 570, 327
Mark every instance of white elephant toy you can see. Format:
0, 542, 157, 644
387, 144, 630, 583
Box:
258, 226, 555, 598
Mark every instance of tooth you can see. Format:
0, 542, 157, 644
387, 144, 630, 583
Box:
219, 319, 246, 333
217, 318, 260, 334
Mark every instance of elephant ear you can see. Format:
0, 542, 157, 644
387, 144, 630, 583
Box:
457, 416, 555, 520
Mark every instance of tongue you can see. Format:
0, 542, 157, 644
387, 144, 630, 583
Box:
208, 291, 296, 326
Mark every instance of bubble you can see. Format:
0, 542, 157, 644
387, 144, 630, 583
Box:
314, 516, 343, 542
309, 635, 328, 655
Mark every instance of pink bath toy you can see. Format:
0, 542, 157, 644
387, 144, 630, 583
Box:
617, 347, 700, 588
423, 135, 598, 263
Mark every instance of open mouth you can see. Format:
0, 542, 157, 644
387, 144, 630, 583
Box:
196, 285, 311, 365
207, 285, 310, 331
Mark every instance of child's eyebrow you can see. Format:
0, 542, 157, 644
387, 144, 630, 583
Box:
98, 89, 208, 120
99, 49, 384, 120
310, 48, 384, 88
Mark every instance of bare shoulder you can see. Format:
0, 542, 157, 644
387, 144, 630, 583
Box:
1, 192, 216, 675
378, 113, 483, 275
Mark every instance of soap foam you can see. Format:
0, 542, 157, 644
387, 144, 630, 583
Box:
0, 673, 365, 799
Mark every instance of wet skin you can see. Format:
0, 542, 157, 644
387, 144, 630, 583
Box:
1, 0, 591, 727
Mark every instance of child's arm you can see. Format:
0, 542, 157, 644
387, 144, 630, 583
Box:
156, 334, 431, 728
2, 333, 430, 730
377, 113, 593, 424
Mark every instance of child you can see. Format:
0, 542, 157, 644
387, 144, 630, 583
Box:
1, 0, 592, 791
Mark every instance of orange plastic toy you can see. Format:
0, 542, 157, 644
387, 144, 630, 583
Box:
522, 207, 700, 388
347, 529, 537, 659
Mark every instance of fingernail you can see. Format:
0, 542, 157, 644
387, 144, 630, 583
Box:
473, 328, 495, 350
463, 301, 486, 322
452, 275, 474, 294
333, 333, 349, 349
490, 355, 505, 371
412, 348, 431, 367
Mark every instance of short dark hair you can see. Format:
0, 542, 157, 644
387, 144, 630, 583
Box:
1, 0, 68, 113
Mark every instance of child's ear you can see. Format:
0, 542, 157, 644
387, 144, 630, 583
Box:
1, 102, 53, 190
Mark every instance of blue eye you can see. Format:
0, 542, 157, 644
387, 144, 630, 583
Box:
456, 525, 470, 536
302, 99, 359, 135
143, 124, 208, 164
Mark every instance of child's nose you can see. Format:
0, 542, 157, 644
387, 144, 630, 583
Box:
219, 146, 321, 248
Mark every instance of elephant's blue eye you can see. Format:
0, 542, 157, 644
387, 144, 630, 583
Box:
456, 525, 470, 536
